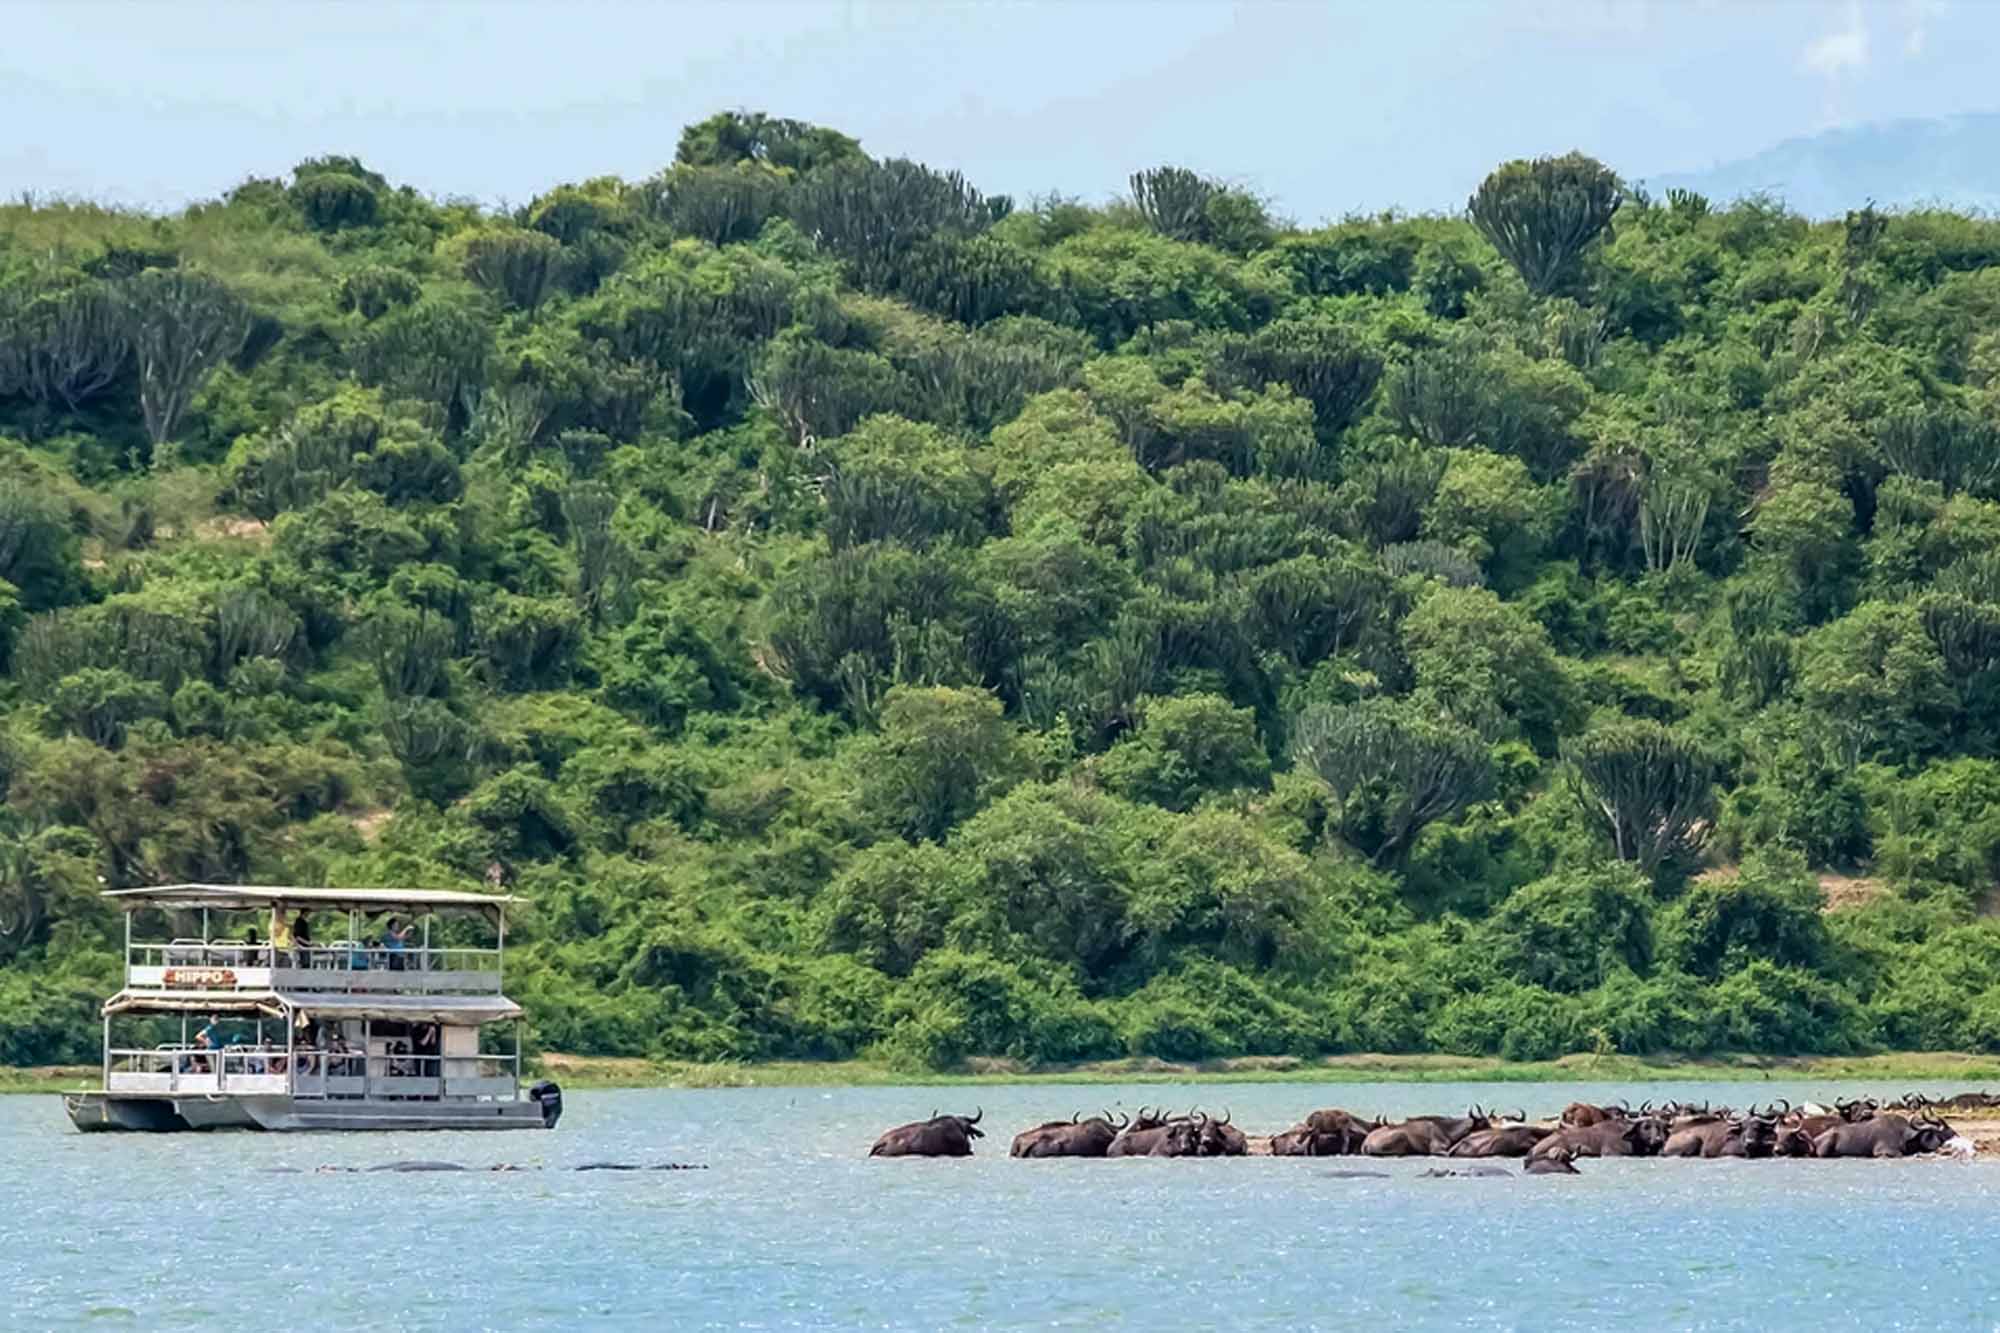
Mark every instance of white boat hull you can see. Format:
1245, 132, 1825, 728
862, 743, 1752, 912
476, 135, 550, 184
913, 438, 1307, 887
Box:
65, 1092, 552, 1132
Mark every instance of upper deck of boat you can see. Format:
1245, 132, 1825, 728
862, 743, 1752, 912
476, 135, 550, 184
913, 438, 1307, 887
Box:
110, 883, 519, 1002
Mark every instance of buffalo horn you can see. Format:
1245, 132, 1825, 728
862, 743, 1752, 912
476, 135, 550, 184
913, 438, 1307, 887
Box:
968, 1107, 982, 1125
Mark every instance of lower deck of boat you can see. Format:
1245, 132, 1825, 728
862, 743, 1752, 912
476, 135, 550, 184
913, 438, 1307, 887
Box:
65, 1091, 550, 1132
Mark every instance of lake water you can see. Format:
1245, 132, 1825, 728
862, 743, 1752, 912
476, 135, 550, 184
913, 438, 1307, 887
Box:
6, 1079, 1999, 1331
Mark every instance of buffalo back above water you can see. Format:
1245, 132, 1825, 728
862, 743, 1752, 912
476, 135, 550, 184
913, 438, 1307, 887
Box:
870, 1110, 985, 1158
1011, 1114, 1122, 1158
1532, 1116, 1666, 1159
1363, 1111, 1488, 1157
1813, 1112, 1958, 1158
1450, 1124, 1555, 1158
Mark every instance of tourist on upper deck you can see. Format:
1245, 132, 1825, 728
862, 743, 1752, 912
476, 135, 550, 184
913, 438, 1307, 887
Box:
294, 913, 314, 965
384, 916, 413, 970
240, 927, 266, 967
271, 910, 294, 966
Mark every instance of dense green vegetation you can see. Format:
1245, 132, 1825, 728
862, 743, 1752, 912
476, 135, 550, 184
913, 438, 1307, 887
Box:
6, 115, 2000, 1072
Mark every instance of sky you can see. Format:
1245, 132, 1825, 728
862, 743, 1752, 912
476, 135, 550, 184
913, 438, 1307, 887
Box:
3, 0, 1996, 222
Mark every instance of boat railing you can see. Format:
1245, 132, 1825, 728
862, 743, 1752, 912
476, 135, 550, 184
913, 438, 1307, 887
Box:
105, 1044, 291, 1096
292, 1050, 520, 1102
106, 1046, 518, 1100
125, 942, 503, 993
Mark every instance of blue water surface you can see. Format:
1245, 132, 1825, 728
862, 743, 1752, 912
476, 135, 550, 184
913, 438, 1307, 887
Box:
3, 1079, 1997, 1331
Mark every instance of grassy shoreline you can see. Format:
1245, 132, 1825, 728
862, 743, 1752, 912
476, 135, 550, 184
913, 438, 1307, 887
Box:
12, 1051, 2000, 1096
523, 1051, 2000, 1091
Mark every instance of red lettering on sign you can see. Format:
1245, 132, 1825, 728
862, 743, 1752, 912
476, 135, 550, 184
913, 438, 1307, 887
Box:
161, 968, 238, 989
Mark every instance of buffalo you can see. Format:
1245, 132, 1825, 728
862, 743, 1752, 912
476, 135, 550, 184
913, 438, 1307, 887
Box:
1363, 1107, 1493, 1156
1450, 1123, 1555, 1158
1011, 1111, 1126, 1159
1662, 1111, 1779, 1159
1107, 1108, 1244, 1158
1270, 1125, 1342, 1157
1813, 1111, 1960, 1158
1524, 1146, 1582, 1175
1560, 1100, 1629, 1127
869, 1109, 984, 1158
1273, 1108, 1380, 1156
1106, 1107, 1184, 1158
1530, 1115, 1667, 1159
1197, 1109, 1249, 1157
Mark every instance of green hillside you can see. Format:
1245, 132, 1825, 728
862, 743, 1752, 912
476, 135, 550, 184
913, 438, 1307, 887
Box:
5, 117, 2000, 1071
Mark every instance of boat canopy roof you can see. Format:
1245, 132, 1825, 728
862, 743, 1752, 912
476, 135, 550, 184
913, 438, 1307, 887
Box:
103, 884, 518, 914
103, 989, 523, 1023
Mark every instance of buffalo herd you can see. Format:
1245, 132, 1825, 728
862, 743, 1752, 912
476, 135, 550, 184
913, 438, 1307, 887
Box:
867, 1094, 1981, 1165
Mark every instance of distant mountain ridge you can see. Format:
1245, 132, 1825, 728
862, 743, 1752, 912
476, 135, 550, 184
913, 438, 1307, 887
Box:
1643, 113, 2000, 218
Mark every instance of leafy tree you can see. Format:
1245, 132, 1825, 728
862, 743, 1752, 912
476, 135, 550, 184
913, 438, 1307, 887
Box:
1402, 585, 1576, 751
823, 415, 990, 550
857, 685, 1026, 841
123, 268, 250, 446
353, 297, 493, 426
1487, 865, 1652, 992
1128, 166, 1272, 253
787, 157, 990, 291
0, 280, 131, 410
1338, 440, 1445, 546
0, 492, 83, 612
461, 229, 566, 311
46, 668, 166, 748
1658, 849, 1828, 980
1795, 602, 1954, 764
641, 164, 789, 246
675, 111, 863, 174
749, 331, 909, 446
1468, 152, 1623, 295
1217, 314, 1382, 442
336, 265, 422, 320
1563, 718, 1716, 877
292, 171, 380, 231
1877, 405, 2000, 499
1293, 697, 1495, 866
817, 840, 976, 977
1098, 693, 1271, 812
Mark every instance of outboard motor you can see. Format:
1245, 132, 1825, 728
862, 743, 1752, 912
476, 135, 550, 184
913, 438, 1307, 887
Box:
530, 1080, 564, 1130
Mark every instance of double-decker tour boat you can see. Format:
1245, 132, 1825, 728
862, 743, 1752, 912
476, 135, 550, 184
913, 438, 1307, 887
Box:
63, 884, 562, 1132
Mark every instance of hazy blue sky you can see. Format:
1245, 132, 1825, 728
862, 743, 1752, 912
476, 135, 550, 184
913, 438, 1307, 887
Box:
4, 0, 1996, 220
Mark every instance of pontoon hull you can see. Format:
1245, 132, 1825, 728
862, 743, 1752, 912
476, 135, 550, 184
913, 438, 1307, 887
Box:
65, 1092, 550, 1132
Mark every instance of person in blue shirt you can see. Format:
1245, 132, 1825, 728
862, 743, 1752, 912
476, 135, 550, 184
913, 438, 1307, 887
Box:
383, 916, 412, 971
